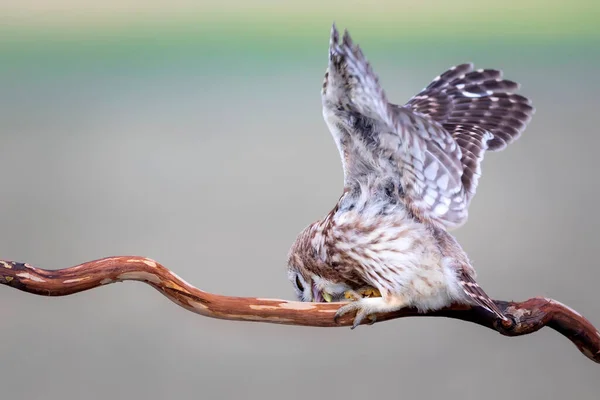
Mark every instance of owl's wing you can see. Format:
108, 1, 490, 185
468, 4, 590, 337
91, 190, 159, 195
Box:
391, 106, 470, 228
405, 63, 534, 152
321, 25, 533, 228
322, 25, 466, 228
404, 63, 535, 211
321, 25, 398, 185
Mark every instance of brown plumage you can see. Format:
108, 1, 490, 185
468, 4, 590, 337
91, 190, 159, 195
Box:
287, 24, 534, 328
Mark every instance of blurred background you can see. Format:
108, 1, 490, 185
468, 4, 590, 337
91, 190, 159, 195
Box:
1, 1, 599, 399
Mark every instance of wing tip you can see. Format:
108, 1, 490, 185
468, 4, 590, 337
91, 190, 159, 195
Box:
330, 22, 339, 46
329, 23, 358, 53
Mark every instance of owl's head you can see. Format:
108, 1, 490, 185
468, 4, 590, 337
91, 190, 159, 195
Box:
287, 265, 350, 303
287, 224, 351, 303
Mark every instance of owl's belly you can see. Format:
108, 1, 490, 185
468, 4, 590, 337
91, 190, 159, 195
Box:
330, 208, 461, 311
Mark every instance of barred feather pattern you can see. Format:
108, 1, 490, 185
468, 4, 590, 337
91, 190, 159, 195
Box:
458, 270, 508, 321
323, 25, 396, 129
405, 63, 535, 202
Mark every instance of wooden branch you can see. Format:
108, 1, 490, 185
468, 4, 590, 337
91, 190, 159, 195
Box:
1, 256, 598, 364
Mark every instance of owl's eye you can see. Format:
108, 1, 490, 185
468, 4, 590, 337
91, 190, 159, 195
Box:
295, 275, 304, 291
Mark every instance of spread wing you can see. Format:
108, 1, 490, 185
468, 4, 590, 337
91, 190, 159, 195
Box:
320, 24, 534, 229
321, 25, 466, 228
404, 63, 535, 203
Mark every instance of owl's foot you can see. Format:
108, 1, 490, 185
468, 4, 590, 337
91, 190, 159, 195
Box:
343, 286, 382, 301
360, 287, 381, 298
334, 299, 378, 329
343, 290, 362, 302
334, 295, 408, 329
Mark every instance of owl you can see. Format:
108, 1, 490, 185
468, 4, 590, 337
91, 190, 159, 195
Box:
287, 24, 535, 328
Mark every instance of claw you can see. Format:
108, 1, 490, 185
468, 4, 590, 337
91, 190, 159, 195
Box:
334, 299, 378, 329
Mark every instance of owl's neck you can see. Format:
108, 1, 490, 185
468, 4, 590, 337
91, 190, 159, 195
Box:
336, 180, 405, 218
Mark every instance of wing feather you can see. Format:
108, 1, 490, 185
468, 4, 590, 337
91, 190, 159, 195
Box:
320, 25, 533, 229
405, 64, 535, 208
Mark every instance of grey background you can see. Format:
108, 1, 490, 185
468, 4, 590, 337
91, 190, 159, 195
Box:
1, 40, 599, 398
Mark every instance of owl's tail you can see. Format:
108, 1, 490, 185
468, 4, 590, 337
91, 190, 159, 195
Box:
458, 270, 509, 322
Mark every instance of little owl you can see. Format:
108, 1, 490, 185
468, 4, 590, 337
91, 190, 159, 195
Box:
287, 24, 534, 328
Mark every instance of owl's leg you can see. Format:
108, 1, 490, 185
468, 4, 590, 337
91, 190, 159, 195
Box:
334, 295, 408, 329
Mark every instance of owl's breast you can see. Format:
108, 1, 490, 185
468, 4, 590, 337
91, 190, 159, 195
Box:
327, 205, 446, 294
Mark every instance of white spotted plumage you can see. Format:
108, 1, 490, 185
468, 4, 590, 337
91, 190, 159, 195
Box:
287, 24, 534, 328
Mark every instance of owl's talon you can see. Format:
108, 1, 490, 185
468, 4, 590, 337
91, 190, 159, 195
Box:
343, 290, 361, 301
343, 287, 382, 301
359, 287, 381, 298
334, 299, 378, 329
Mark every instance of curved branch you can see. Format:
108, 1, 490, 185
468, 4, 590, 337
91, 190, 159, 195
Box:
1, 256, 598, 363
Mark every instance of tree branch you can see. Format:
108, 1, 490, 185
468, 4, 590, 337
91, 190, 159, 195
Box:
1, 256, 598, 363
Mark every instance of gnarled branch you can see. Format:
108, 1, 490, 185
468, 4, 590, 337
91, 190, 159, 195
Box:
1, 256, 598, 363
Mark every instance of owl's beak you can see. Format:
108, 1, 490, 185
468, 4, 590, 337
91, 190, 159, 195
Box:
311, 283, 333, 302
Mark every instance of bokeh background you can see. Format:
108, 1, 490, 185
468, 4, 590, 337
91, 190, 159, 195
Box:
1, 1, 599, 399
